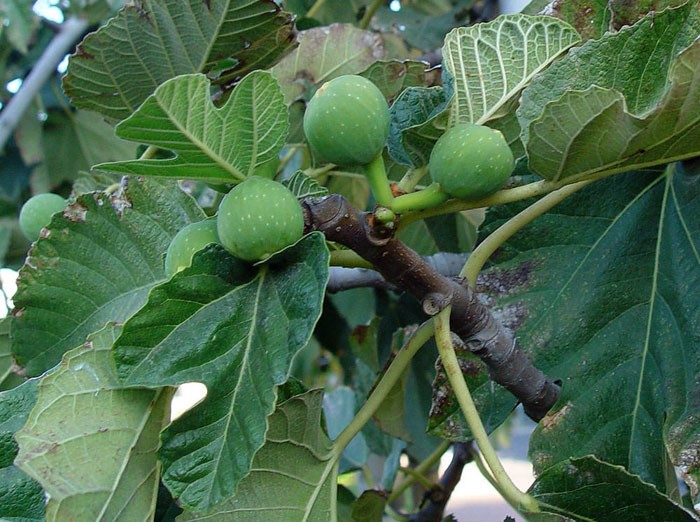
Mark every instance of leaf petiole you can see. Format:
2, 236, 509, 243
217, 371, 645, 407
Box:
362, 153, 395, 208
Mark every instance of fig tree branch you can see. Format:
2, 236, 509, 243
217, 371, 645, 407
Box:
302, 194, 560, 422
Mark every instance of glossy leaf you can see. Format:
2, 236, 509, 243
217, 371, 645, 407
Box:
528, 456, 698, 521
15, 324, 169, 521
270, 23, 386, 104
113, 235, 329, 512
11, 177, 204, 376
0, 379, 43, 521
95, 72, 288, 183
442, 14, 580, 126
177, 390, 336, 522
63, 0, 296, 121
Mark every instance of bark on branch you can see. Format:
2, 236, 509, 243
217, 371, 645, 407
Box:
303, 194, 560, 422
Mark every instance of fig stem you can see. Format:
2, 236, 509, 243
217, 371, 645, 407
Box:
433, 306, 539, 513
363, 153, 395, 208
397, 165, 429, 193
391, 182, 450, 214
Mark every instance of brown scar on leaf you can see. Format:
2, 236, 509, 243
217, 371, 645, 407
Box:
63, 201, 89, 222
540, 402, 572, 432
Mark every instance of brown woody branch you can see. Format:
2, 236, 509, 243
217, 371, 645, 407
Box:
302, 194, 559, 422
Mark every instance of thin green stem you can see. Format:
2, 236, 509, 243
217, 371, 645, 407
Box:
397, 467, 436, 491
461, 179, 593, 286
470, 447, 498, 490
140, 145, 159, 160
306, 0, 328, 18
305, 163, 336, 178
433, 307, 539, 513
332, 321, 435, 457
359, 0, 384, 29
391, 183, 449, 214
397, 166, 429, 193
387, 440, 451, 503
329, 249, 373, 268
363, 153, 395, 208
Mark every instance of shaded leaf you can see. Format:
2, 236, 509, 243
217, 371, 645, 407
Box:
0, 379, 44, 521
177, 390, 336, 522
15, 324, 169, 521
323, 386, 369, 472
442, 14, 580, 126
359, 60, 435, 102
270, 23, 386, 104
63, 0, 296, 121
0, 318, 23, 390
528, 456, 698, 521
113, 235, 329, 512
525, 40, 700, 181
352, 490, 387, 522
0, 0, 39, 54
478, 169, 700, 495
95, 72, 288, 183
11, 177, 204, 376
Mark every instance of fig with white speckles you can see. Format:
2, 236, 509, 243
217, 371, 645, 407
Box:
164, 218, 220, 277
303, 75, 389, 166
217, 177, 304, 262
429, 123, 514, 199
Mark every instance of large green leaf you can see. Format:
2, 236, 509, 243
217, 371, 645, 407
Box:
95, 72, 288, 183
11, 177, 204, 376
528, 457, 698, 521
518, 2, 700, 179
0, 379, 44, 521
15, 324, 170, 521
442, 14, 580, 126
177, 390, 336, 521
63, 0, 296, 121
479, 167, 700, 497
0, 317, 22, 390
270, 23, 386, 104
113, 235, 329, 512
525, 40, 700, 181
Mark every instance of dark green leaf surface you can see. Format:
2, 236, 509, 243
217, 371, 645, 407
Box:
0, 379, 43, 521
15, 324, 169, 521
479, 168, 700, 495
114, 234, 329, 512
11, 177, 204, 376
528, 456, 698, 521
95, 72, 288, 183
177, 390, 335, 522
0, 318, 22, 390
63, 0, 296, 121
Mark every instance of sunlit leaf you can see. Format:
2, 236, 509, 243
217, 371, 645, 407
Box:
95, 72, 288, 183
15, 324, 170, 521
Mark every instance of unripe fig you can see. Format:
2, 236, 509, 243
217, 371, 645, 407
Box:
217, 177, 304, 262
303, 75, 390, 166
19, 193, 67, 241
164, 219, 220, 277
429, 124, 514, 199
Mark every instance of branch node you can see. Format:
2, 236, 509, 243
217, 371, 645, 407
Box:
422, 292, 452, 316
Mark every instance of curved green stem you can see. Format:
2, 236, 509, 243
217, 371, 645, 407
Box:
391, 183, 449, 214
387, 440, 451, 503
140, 145, 159, 160
332, 321, 435, 457
461, 179, 593, 286
359, 0, 384, 29
306, 0, 328, 19
433, 307, 539, 513
329, 249, 373, 268
397, 467, 436, 491
397, 166, 429, 193
363, 153, 395, 208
